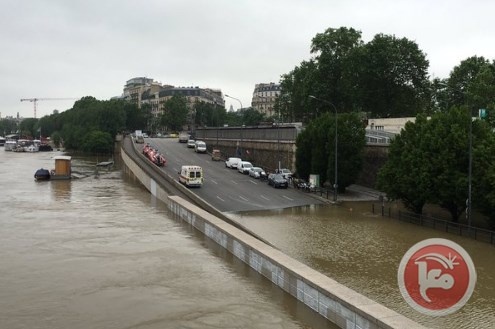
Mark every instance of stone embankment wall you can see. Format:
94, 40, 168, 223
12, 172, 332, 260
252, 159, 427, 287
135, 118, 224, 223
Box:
168, 196, 426, 329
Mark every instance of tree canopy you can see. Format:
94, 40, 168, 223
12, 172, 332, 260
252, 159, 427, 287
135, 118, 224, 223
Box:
280, 27, 430, 121
295, 112, 365, 190
377, 108, 495, 224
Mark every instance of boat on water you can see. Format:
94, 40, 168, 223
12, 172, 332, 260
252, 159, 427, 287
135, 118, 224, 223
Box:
34, 168, 51, 181
4, 140, 17, 151
34, 156, 73, 181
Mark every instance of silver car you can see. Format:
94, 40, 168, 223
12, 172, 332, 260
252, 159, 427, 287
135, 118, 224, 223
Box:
249, 167, 266, 179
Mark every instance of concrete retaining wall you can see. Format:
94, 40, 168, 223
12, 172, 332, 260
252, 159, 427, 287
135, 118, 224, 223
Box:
168, 196, 426, 329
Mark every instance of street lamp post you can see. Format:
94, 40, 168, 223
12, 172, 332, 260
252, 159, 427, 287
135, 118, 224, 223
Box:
225, 94, 243, 111
309, 95, 338, 202
467, 108, 473, 231
225, 94, 244, 157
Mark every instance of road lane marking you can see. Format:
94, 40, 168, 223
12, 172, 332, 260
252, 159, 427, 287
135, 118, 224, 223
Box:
239, 195, 249, 201
210, 179, 218, 184
260, 195, 269, 201
231, 180, 238, 185
216, 196, 225, 202
249, 180, 257, 185
282, 195, 294, 201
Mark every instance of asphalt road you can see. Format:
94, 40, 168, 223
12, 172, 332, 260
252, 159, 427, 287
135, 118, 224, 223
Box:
142, 137, 323, 212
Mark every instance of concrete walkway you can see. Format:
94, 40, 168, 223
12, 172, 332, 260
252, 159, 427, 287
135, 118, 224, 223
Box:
300, 184, 386, 203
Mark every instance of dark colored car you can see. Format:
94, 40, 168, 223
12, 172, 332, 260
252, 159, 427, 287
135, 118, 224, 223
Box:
267, 173, 288, 188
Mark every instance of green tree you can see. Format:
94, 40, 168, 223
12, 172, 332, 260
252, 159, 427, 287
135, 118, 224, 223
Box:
279, 27, 430, 122
360, 34, 430, 117
51, 131, 62, 148
310, 27, 364, 112
378, 107, 495, 222
295, 112, 365, 190
377, 115, 431, 214
194, 101, 226, 127
241, 108, 266, 126
81, 130, 114, 154
161, 95, 188, 132
447, 56, 490, 109
330, 112, 366, 191
19, 118, 39, 138
0, 118, 18, 135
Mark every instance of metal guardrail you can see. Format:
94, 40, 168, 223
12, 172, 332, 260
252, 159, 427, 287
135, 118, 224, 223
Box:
372, 204, 495, 245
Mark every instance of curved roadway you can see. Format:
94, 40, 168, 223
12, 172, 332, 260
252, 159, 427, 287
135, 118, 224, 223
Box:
142, 137, 323, 213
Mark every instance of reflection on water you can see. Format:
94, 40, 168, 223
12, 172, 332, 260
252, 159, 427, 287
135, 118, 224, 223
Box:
50, 180, 72, 200
0, 150, 337, 329
231, 202, 495, 329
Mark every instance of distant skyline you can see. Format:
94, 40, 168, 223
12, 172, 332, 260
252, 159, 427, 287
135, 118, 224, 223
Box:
1, 0, 494, 119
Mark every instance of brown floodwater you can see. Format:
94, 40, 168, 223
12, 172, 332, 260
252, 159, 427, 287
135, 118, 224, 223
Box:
0, 150, 337, 329
229, 202, 495, 329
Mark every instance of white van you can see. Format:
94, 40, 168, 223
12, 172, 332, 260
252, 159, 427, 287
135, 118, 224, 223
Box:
178, 165, 203, 187
194, 141, 207, 153
225, 157, 242, 169
238, 161, 253, 174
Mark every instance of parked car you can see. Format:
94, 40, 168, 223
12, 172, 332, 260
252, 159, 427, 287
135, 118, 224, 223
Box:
238, 161, 253, 174
249, 167, 267, 179
268, 173, 288, 188
187, 139, 196, 148
225, 157, 242, 169
211, 149, 221, 161
194, 141, 207, 153
276, 168, 293, 180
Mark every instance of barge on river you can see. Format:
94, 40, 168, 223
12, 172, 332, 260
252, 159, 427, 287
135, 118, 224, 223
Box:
34, 156, 72, 181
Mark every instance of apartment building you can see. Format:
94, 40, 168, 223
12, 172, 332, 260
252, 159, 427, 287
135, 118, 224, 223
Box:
251, 82, 281, 117
125, 77, 225, 119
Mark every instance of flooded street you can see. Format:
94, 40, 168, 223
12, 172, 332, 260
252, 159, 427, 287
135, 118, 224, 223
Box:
0, 150, 335, 329
230, 202, 495, 329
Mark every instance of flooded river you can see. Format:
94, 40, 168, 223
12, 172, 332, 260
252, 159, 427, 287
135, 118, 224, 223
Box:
0, 150, 336, 329
230, 203, 495, 329
3, 148, 493, 329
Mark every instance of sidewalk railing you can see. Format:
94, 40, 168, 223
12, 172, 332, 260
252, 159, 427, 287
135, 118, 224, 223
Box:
372, 204, 495, 245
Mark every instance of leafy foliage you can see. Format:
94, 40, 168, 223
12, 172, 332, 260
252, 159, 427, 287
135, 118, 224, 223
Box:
81, 131, 114, 154
280, 27, 430, 121
377, 108, 495, 223
160, 95, 188, 132
193, 101, 226, 127
295, 112, 365, 190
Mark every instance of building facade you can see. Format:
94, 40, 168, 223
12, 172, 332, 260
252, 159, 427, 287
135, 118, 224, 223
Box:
251, 82, 281, 117
123, 78, 225, 120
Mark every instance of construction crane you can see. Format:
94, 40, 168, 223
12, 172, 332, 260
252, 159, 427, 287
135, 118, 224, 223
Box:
20, 97, 79, 118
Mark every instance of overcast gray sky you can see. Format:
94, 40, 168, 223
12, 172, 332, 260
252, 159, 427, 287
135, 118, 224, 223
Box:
1, 0, 494, 119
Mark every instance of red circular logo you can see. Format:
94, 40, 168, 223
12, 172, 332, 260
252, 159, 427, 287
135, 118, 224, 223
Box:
398, 238, 476, 316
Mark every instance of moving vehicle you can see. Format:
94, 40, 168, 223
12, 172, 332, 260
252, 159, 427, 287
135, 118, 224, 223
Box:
187, 139, 196, 148
135, 130, 145, 143
268, 173, 288, 188
194, 141, 207, 153
178, 165, 203, 187
237, 161, 253, 174
225, 157, 242, 169
178, 132, 189, 143
249, 167, 267, 180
